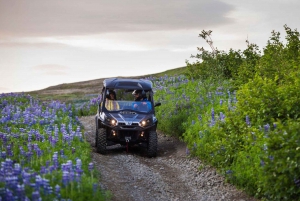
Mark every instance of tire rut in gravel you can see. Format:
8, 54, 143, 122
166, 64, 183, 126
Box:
80, 116, 257, 201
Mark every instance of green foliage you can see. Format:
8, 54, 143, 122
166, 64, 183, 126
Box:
257, 25, 300, 82
185, 30, 254, 82
234, 42, 261, 87
260, 119, 300, 200
158, 24, 300, 200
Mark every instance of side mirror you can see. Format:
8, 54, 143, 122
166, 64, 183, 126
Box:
154, 102, 161, 107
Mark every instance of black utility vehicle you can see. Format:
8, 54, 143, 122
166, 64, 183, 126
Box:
95, 78, 161, 157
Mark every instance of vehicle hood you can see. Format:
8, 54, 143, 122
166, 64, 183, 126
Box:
109, 112, 149, 125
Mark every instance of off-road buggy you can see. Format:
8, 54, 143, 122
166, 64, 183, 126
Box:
95, 78, 161, 157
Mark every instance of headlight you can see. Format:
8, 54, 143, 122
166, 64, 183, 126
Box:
105, 116, 117, 126
140, 119, 151, 127
111, 119, 117, 126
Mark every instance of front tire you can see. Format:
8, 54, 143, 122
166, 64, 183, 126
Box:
97, 128, 107, 154
147, 131, 157, 157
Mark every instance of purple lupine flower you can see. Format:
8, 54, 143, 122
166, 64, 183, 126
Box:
197, 114, 202, 121
219, 99, 223, 105
263, 144, 268, 151
1, 151, 6, 159
17, 184, 25, 199
264, 124, 270, 133
6, 145, 13, 157
22, 171, 31, 185
19, 146, 26, 155
88, 162, 94, 171
211, 108, 215, 122
294, 178, 300, 188
193, 142, 197, 150
62, 171, 69, 186
69, 171, 75, 183
40, 166, 46, 175
60, 149, 64, 157
219, 112, 225, 122
32, 190, 41, 201
199, 131, 203, 139
49, 165, 55, 173
209, 108, 215, 127
76, 158, 82, 170
42, 179, 52, 195
4, 189, 14, 201
191, 120, 195, 125
246, 115, 251, 126
35, 175, 43, 191
66, 160, 72, 172
14, 163, 22, 175
46, 160, 50, 167
52, 152, 59, 169
186, 147, 190, 155
93, 183, 98, 194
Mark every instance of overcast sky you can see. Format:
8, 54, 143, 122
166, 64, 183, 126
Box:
0, 0, 299, 93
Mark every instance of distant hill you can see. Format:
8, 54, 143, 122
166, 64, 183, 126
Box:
28, 66, 187, 102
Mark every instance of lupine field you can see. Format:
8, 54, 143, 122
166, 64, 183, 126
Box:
0, 93, 110, 200
1, 25, 300, 201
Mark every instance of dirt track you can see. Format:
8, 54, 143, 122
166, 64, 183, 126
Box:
80, 116, 256, 201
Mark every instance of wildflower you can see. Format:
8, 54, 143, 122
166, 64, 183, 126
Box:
55, 184, 61, 199
62, 171, 69, 186
52, 152, 59, 169
294, 179, 300, 188
246, 115, 251, 126
32, 190, 41, 201
93, 183, 98, 194
197, 114, 202, 121
219, 112, 225, 122
211, 108, 215, 121
199, 131, 203, 139
264, 124, 270, 132
186, 147, 190, 155
88, 162, 94, 171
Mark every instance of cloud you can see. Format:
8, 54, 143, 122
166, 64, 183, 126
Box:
0, 41, 69, 48
32, 64, 69, 75
0, 0, 234, 37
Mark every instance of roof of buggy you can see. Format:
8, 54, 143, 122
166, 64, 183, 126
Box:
103, 78, 153, 90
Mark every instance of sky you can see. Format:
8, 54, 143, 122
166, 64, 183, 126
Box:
0, 0, 299, 93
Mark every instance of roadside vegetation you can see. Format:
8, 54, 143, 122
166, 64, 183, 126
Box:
153, 25, 300, 200
1, 24, 299, 200
0, 93, 110, 200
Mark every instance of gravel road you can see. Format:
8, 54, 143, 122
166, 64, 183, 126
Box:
80, 116, 257, 201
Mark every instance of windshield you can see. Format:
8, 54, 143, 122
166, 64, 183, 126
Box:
105, 100, 152, 113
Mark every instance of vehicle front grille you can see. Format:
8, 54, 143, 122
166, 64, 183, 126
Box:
118, 122, 139, 126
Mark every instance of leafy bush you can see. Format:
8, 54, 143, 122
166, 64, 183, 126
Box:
162, 25, 300, 200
